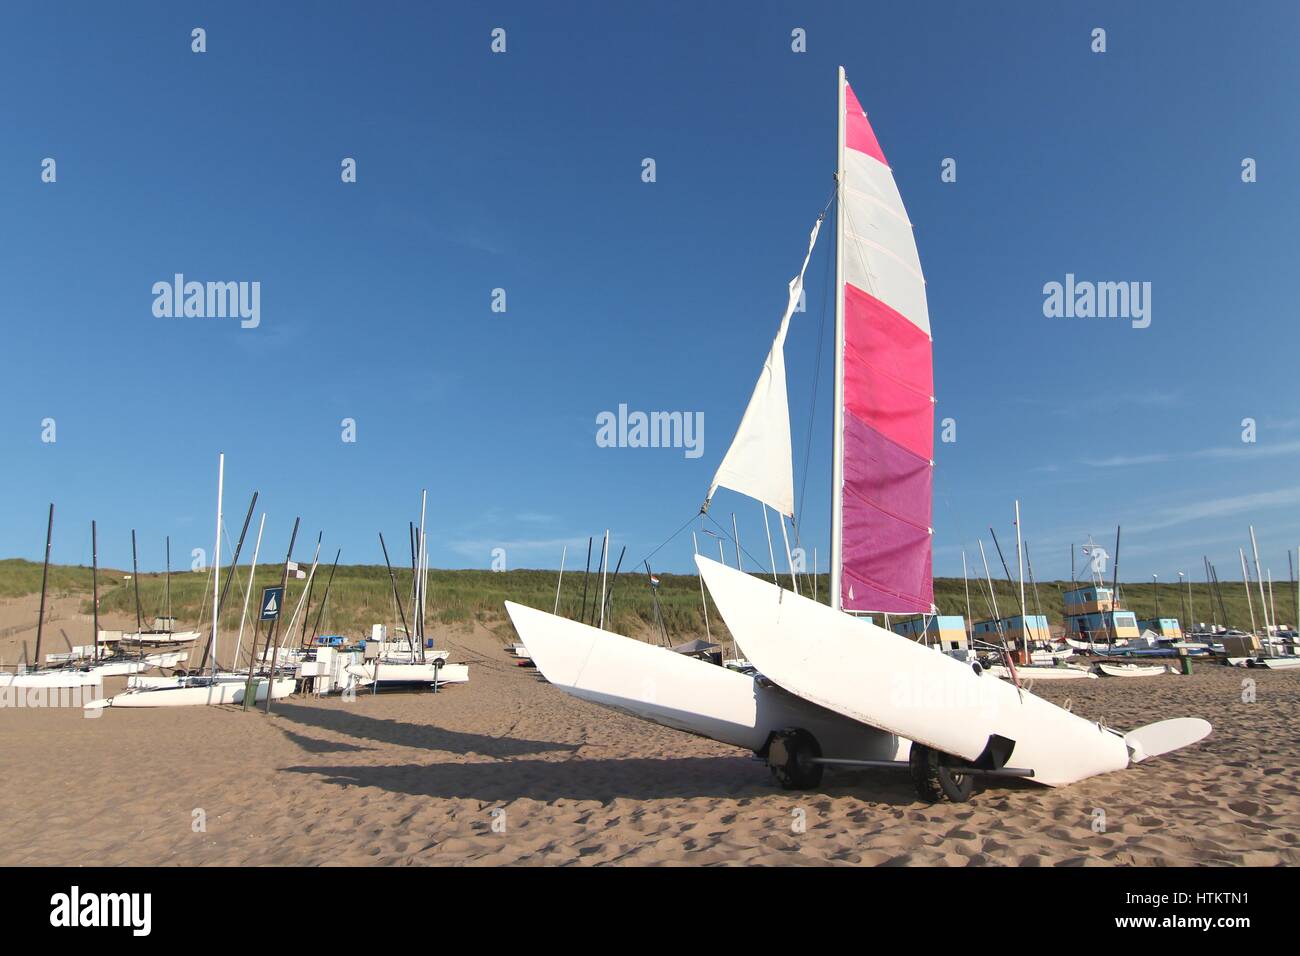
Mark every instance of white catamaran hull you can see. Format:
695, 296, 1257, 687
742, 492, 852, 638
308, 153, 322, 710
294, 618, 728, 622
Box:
696, 555, 1210, 788
345, 662, 470, 687
1095, 663, 1173, 678
88, 676, 295, 709
1, 670, 103, 690
986, 664, 1097, 681
120, 630, 202, 647
86, 660, 150, 678
504, 601, 909, 762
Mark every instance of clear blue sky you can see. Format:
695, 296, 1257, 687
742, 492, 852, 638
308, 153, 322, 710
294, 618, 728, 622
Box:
3, 1, 1298, 585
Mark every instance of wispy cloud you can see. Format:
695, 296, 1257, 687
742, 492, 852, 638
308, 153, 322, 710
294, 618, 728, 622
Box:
1082, 440, 1300, 469
448, 536, 585, 563
1126, 487, 1300, 534
1082, 452, 1173, 468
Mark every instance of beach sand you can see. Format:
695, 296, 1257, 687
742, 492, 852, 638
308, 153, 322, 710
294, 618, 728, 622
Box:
0, 608, 1296, 866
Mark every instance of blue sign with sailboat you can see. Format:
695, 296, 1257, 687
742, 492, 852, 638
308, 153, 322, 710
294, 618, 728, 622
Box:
260, 586, 284, 621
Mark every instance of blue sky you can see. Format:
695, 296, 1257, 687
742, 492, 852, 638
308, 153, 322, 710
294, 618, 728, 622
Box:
2, 1, 1298, 585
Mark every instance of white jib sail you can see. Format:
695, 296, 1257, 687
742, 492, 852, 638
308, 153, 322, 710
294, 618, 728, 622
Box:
706, 214, 823, 518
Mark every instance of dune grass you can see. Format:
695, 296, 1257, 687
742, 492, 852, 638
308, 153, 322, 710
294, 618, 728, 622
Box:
0, 558, 1290, 644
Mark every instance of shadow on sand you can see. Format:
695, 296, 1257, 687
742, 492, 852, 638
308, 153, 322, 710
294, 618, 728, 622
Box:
279, 755, 943, 806
270, 702, 578, 759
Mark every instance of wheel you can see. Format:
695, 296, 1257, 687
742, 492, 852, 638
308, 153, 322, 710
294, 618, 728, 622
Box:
909, 744, 975, 803
767, 728, 824, 790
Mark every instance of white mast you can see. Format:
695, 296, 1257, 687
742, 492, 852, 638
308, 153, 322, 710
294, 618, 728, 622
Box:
598, 529, 610, 630
232, 513, 266, 670
762, 503, 778, 585
210, 452, 224, 677
552, 545, 567, 615
418, 489, 428, 660
830, 65, 847, 612
1249, 526, 1271, 641
1015, 500, 1026, 653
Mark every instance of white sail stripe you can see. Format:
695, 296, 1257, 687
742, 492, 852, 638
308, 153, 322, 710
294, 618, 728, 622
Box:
842, 231, 931, 336
845, 183, 912, 226
842, 223, 923, 281
844, 149, 907, 220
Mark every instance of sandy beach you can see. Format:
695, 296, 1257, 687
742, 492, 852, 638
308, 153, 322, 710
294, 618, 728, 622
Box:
0, 601, 1296, 867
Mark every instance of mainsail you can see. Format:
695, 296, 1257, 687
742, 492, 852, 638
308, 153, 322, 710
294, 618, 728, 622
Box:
832, 69, 934, 614
705, 215, 824, 518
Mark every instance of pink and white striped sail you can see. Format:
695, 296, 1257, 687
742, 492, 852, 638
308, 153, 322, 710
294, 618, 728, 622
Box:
833, 71, 934, 614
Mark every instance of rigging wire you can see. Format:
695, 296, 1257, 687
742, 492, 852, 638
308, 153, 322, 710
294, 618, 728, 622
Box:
794, 190, 835, 549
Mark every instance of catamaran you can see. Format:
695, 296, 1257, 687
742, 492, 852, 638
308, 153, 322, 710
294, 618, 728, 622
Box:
1, 504, 104, 693
88, 455, 295, 709
505, 68, 1211, 801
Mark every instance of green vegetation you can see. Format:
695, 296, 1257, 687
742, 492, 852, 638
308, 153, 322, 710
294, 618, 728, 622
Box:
0, 558, 1291, 643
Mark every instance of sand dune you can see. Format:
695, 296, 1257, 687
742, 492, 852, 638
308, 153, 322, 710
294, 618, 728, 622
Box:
0, 614, 1295, 866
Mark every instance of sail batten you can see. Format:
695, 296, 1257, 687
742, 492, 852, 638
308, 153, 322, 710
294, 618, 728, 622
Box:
835, 72, 934, 614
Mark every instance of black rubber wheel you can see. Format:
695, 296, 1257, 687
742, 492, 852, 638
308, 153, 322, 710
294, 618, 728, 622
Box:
909, 744, 975, 803
767, 728, 824, 790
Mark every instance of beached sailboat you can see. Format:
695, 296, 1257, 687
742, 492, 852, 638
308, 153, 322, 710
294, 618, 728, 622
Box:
506, 68, 1211, 801
345, 494, 471, 692
1, 504, 103, 693
89, 454, 296, 710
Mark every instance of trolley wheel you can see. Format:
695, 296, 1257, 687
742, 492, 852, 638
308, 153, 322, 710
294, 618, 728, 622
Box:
909, 743, 975, 803
767, 728, 824, 790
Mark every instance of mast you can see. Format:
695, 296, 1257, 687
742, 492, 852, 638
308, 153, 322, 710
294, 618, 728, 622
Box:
210, 453, 224, 678
553, 545, 567, 615
308, 549, 341, 647
731, 513, 743, 572
1015, 501, 1026, 653
1249, 526, 1271, 642
417, 489, 428, 662
231, 513, 266, 670
165, 536, 171, 628
131, 529, 143, 633
579, 536, 592, 623
33, 503, 54, 671
1240, 548, 1257, 635
961, 549, 973, 645
200, 490, 257, 670
597, 529, 610, 629
379, 532, 413, 654
91, 520, 100, 661
244, 516, 298, 711
1110, 526, 1122, 644
830, 65, 847, 612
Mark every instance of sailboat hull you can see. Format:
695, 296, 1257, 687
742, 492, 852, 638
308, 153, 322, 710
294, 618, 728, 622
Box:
503, 601, 908, 761
344, 662, 469, 687
694, 555, 1148, 788
1, 670, 103, 690
89, 676, 295, 708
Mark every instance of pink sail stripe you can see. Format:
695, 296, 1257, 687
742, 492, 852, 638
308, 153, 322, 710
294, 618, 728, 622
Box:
842, 323, 935, 463
842, 412, 930, 530
841, 494, 933, 613
844, 83, 887, 166
843, 283, 932, 393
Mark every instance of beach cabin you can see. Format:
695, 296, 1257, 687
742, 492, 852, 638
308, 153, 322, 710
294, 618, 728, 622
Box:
1137, 617, 1183, 640
1065, 610, 1139, 642
972, 615, 1051, 647
891, 615, 969, 650
1062, 585, 1114, 615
